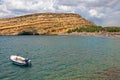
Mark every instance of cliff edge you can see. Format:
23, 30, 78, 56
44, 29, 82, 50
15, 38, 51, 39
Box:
0, 13, 95, 35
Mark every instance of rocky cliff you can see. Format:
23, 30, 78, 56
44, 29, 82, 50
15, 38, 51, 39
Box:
0, 13, 95, 35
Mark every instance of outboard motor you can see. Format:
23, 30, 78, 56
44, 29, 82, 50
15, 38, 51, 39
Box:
25, 58, 31, 66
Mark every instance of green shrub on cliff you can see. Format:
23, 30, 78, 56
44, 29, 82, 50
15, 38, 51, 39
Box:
67, 26, 120, 33
67, 26, 104, 33
104, 27, 120, 32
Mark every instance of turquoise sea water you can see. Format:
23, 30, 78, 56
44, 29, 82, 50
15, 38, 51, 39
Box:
0, 35, 120, 80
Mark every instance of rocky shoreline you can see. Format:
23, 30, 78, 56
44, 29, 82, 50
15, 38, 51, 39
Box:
59, 32, 120, 39
1, 32, 120, 39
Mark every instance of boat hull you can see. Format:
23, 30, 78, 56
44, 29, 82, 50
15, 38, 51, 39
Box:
10, 55, 31, 66
12, 60, 27, 66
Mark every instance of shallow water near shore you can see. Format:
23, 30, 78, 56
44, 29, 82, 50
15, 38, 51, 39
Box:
0, 35, 120, 80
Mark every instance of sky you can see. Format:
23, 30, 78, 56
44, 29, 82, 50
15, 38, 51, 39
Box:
0, 0, 120, 26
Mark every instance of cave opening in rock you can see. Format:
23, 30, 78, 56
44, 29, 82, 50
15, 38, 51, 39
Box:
18, 30, 39, 35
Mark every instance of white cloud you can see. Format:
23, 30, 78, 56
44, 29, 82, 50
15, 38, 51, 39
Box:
0, 0, 56, 15
57, 5, 74, 12
89, 9, 104, 18
0, 2, 13, 17
103, 11, 120, 26
89, 9, 97, 17
81, 0, 98, 3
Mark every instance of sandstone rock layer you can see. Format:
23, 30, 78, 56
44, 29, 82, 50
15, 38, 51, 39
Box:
0, 13, 95, 35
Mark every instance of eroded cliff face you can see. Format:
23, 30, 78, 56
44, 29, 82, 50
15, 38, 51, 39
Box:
0, 13, 95, 35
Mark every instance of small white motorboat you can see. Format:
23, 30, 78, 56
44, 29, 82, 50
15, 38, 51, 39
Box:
10, 55, 31, 66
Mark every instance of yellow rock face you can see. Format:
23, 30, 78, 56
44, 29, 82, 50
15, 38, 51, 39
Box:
0, 13, 95, 35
